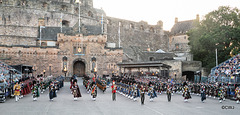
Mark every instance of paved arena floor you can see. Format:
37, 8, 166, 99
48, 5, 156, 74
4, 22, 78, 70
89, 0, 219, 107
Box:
0, 78, 239, 115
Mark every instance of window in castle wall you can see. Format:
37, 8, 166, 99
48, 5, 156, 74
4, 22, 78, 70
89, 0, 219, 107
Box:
119, 22, 122, 27
107, 19, 111, 25
8, 15, 10, 21
130, 23, 134, 29
0, 0, 2, 4
21, 0, 27, 6
88, 11, 93, 18
175, 43, 179, 50
42, 2, 48, 9
150, 27, 154, 33
61, 5, 67, 12
62, 20, 69, 27
140, 25, 144, 30
75, 8, 79, 14
149, 57, 154, 61
41, 42, 47, 47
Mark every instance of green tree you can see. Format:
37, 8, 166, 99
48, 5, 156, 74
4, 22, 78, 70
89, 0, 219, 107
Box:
188, 6, 240, 70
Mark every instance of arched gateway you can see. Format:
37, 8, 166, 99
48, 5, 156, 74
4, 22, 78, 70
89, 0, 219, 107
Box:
73, 59, 86, 77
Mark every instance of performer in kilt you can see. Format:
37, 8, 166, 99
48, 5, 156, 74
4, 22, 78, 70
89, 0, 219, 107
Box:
32, 81, 40, 101
14, 81, 21, 102
91, 82, 97, 101
167, 84, 172, 102
40, 77, 45, 94
71, 81, 82, 101
111, 81, 117, 101
182, 82, 191, 102
140, 84, 145, 105
148, 83, 157, 102
133, 82, 140, 101
235, 86, 240, 104
49, 82, 57, 101
200, 85, 206, 103
218, 86, 224, 103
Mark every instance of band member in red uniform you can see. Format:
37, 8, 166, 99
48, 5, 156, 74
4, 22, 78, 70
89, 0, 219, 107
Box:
111, 80, 117, 101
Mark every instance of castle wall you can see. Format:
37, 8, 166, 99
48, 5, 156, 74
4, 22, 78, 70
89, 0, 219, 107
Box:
0, 0, 101, 46
0, 34, 123, 77
0, 0, 168, 52
106, 17, 168, 52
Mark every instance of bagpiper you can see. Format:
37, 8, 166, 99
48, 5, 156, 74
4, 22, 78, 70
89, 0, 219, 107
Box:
182, 82, 191, 102
235, 86, 240, 104
133, 82, 140, 101
91, 82, 97, 101
140, 84, 145, 105
148, 83, 157, 102
167, 84, 172, 102
49, 82, 57, 101
111, 80, 117, 101
13, 81, 21, 102
218, 86, 224, 103
71, 81, 82, 101
200, 85, 206, 103
32, 81, 40, 101
39, 77, 45, 94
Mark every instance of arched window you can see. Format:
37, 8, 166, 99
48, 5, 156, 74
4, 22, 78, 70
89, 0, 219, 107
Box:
42, 2, 48, 8
149, 57, 154, 61
140, 25, 144, 30
175, 43, 179, 50
150, 27, 154, 33
119, 22, 122, 27
62, 20, 69, 27
75, 8, 79, 14
88, 11, 93, 18
130, 23, 134, 29
61, 5, 67, 12
107, 19, 111, 25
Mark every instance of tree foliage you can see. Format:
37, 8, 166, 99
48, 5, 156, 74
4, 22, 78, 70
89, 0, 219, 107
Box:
188, 6, 240, 70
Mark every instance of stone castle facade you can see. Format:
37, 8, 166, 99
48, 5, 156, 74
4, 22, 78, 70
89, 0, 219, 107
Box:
0, 0, 168, 77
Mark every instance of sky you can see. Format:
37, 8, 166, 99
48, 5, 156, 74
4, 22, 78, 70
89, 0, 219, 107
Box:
93, 0, 240, 31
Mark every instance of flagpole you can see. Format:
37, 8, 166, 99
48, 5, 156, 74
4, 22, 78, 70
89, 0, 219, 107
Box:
101, 13, 104, 34
216, 48, 218, 66
78, 1, 81, 33
118, 23, 121, 48
61, 12, 62, 33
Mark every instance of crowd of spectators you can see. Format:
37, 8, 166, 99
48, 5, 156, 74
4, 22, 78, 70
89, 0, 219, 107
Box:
0, 61, 21, 85
213, 54, 240, 78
